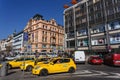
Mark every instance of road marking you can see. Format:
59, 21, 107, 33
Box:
74, 70, 92, 74
74, 70, 120, 79
106, 73, 120, 79
10, 69, 120, 79
91, 70, 109, 75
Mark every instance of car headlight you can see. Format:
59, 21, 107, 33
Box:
20, 63, 25, 66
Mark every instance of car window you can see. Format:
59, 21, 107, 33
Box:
62, 59, 70, 63
92, 57, 101, 59
26, 58, 34, 60
16, 58, 24, 61
53, 59, 62, 64
38, 58, 49, 62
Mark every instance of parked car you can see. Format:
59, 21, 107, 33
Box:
7, 57, 35, 69
46, 52, 58, 58
88, 55, 103, 65
20, 57, 50, 71
37, 52, 47, 58
5, 53, 30, 61
32, 57, 76, 76
5, 55, 20, 61
104, 53, 120, 66
73, 51, 86, 64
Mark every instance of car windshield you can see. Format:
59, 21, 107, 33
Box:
43, 58, 54, 64
93, 57, 101, 59
37, 58, 49, 62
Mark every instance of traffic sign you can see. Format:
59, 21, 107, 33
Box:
27, 44, 32, 52
23, 32, 28, 41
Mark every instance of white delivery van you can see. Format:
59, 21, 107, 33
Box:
74, 51, 86, 64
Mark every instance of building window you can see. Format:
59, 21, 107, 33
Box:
36, 44, 38, 49
81, 17, 86, 23
107, 8, 114, 15
42, 37, 44, 42
45, 37, 47, 42
110, 33, 120, 44
42, 44, 46, 48
94, 4, 101, 11
77, 38, 88, 47
43, 25, 44, 28
89, 15, 94, 21
88, 0, 93, 5
95, 12, 102, 19
88, 7, 94, 13
80, 4, 85, 9
91, 25, 105, 34
52, 22, 54, 25
35, 31, 38, 42
36, 26, 39, 29
116, 6, 120, 13
105, 0, 114, 6
115, 0, 120, 3
67, 40, 75, 48
91, 38, 105, 45
108, 21, 120, 30
68, 31, 74, 38
77, 29, 87, 36
32, 33, 34, 42
45, 32, 47, 35
42, 31, 44, 34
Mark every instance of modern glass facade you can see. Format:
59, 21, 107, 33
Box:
64, 0, 120, 54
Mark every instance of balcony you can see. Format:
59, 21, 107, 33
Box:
50, 35, 56, 39
42, 34, 47, 37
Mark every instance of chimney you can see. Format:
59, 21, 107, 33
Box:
64, 4, 69, 9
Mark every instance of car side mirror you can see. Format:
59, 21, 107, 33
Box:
50, 62, 54, 65
14, 60, 17, 62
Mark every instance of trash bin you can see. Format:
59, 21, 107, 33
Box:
0, 62, 8, 76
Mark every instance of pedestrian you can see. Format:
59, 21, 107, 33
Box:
1, 53, 5, 61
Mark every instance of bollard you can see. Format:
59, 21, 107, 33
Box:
0, 65, 2, 76
0, 62, 8, 77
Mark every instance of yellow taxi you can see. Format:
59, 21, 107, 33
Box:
20, 57, 50, 71
7, 57, 34, 69
32, 57, 76, 76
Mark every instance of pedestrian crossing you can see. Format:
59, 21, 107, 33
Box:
7, 69, 120, 79
48, 70, 120, 79
72, 70, 120, 79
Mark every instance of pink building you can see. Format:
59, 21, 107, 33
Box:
24, 14, 64, 52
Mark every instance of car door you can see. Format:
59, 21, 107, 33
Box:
12, 58, 24, 67
50, 59, 63, 73
60, 59, 70, 72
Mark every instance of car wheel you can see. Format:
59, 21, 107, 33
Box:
68, 67, 75, 73
39, 69, 48, 76
26, 66, 33, 71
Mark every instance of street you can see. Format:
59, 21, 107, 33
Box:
0, 64, 120, 80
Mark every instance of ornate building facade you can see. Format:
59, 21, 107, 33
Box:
24, 14, 64, 52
